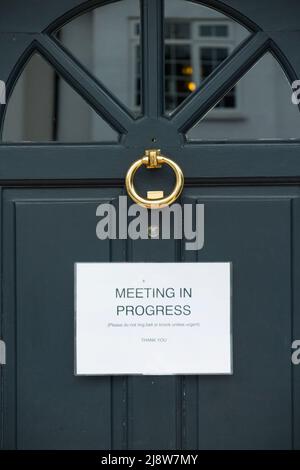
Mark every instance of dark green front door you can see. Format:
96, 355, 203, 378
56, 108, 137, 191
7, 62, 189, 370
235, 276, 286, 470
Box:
0, 0, 300, 449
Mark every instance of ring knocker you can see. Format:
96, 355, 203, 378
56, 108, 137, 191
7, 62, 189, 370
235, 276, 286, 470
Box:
125, 149, 184, 209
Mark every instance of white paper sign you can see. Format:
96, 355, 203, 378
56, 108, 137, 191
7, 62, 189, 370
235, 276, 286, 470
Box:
75, 263, 232, 375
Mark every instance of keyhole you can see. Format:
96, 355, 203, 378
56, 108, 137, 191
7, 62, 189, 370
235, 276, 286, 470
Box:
148, 226, 160, 239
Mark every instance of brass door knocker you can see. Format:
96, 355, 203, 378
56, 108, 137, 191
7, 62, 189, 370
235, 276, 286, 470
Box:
125, 149, 184, 209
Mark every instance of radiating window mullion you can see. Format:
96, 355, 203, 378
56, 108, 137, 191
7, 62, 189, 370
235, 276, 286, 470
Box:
171, 32, 269, 132
141, 0, 164, 117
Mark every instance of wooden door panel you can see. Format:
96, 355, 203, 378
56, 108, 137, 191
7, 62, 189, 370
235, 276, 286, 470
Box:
2, 187, 295, 449
194, 196, 292, 449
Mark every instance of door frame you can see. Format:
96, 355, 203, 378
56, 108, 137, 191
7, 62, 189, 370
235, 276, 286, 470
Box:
0, 0, 300, 449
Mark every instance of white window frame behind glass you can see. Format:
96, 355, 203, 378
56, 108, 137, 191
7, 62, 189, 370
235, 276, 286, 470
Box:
130, 18, 244, 119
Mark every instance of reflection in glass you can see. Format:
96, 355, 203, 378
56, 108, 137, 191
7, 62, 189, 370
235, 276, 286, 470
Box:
186, 53, 300, 141
165, 43, 193, 110
56, 0, 141, 114
2, 54, 118, 142
164, 0, 249, 113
